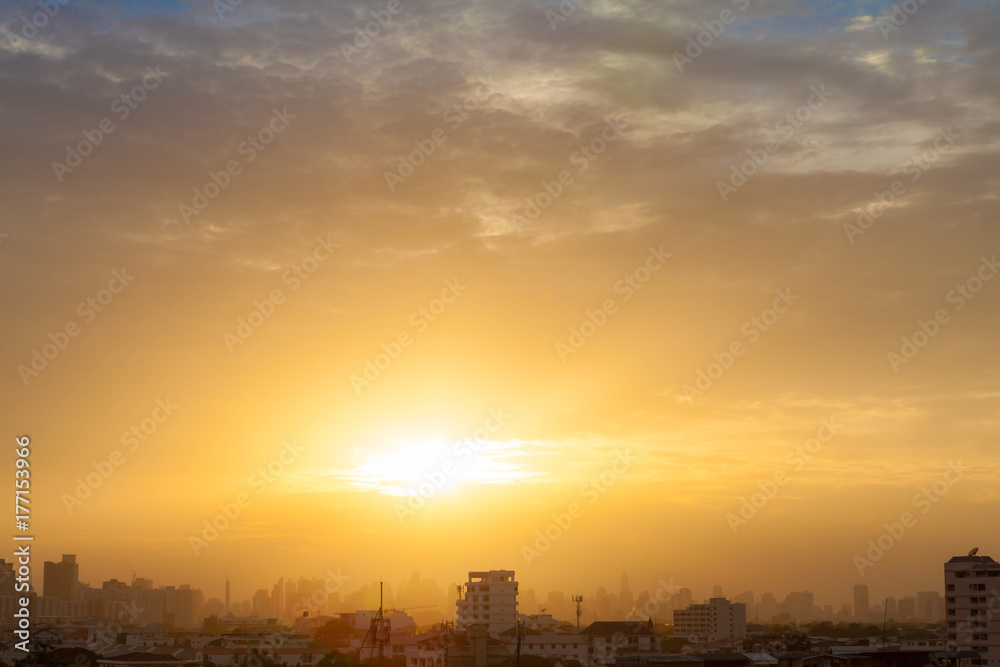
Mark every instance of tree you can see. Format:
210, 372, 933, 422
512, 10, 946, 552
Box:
314, 619, 355, 647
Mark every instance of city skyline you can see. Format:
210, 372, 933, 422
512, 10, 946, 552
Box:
3, 0, 999, 662
21, 551, 965, 625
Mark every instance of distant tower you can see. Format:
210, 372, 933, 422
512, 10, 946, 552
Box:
572, 595, 584, 631
620, 572, 633, 611
854, 584, 870, 620
225, 575, 231, 614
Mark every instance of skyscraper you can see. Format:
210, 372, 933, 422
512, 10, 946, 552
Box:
853, 584, 869, 620
42, 554, 79, 601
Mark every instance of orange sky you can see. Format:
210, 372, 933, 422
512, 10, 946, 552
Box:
1, 0, 999, 608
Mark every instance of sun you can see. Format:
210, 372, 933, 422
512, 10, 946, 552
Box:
334, 437, 546, 497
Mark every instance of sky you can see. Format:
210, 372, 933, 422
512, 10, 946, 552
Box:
1, 0, 998, 609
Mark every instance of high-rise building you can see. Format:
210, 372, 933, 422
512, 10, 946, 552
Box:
854, 584, 870, 620
252, 589, 270, 617
43, 554, 79, 601
899, 596, 916, 619
225, 576, 230, 614
783, 591, 815, 623
272, 578, 284, 620
0, 559, 16, 596
917, 590, 943, 623
734, 592, 755, 620
945, 553, 1000, 666
673, 598, 746, 644
456, 570, 518, 636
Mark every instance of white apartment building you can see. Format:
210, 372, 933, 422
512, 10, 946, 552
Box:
673, 598, 747, 643
455, 570, 518, 636
945, 554, 1000, 666
517, 633, 589, 663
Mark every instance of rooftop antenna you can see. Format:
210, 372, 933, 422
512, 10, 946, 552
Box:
572, 595, 584, 632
